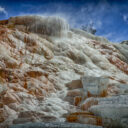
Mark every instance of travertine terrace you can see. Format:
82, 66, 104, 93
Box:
0, 16, 128, 128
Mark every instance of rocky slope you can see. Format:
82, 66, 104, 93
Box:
0, 16, 128, 128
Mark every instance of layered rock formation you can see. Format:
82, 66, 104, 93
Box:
0, 15, 128, 128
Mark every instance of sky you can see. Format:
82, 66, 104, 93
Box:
0, 0, 128, 42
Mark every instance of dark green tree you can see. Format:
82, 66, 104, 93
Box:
81, 22, 96, 35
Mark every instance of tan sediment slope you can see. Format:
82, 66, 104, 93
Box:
0, 16, 128, 128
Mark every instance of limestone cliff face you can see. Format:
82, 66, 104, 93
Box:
0, 16, 128, 128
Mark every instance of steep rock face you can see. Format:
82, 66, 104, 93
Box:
0, 16, 128, 128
